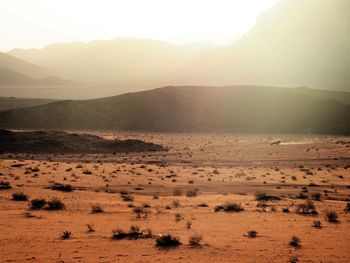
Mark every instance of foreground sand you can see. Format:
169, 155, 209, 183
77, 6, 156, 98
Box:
0, 133, 349, 262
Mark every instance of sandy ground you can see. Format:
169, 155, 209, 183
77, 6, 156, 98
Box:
0, 132, 349, 262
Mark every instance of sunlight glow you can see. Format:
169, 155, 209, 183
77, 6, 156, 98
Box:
0, 0, 280, 51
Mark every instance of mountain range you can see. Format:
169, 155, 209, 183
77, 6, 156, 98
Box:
1, 0, 348, 93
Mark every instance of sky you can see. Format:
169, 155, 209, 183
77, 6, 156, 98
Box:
0, 0, 280, 51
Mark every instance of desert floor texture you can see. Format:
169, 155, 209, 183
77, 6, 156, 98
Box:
0, 132, 349, 263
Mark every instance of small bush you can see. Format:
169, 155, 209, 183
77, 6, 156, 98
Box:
255, 192, 281, 201
83, 169, 92, 175
121, 194, 134, 202
224, 202, 243, 212
128, 225, 143, 239
0, 181, 11, 190
133, 206, 148, 219
172, 200, 180, 208
112, 228, 128, 240
156, 234, 181, 247
186, 189, 197, 197
312, 220, 322, 229
12, 192, 28, 201
289, 236, 301, 248
111, 226, 152, 240
214, 205, 224, 212
282, 207, 290, 213
247, 230, 257, 238
297, 200, 317, 215
50, 183, 74, 192
290, 256, 299, 263
189, 234, 202, 246
174, 213, 183, 222
215, 202, 244, 212
91, 205, 104, 213
87, 224, 95, 232
325, 210, 338, 223
144, 228, 153, 238
47, 198, 65, 210
30, 198, 47, 209
173, 189, 182, 196
297, 192, 308, 199
255, 192, 268, 201
186, 220, 192, 229
61, 231, 71, 239
311, 192, 322, 201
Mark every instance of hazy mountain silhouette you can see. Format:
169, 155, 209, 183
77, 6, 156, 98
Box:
0, 68, 72, 85
7, 0, 349, 92
0, 86, 349, 134
173, 0, 350, 91
0, 97, 56, 112
0, 52, 50, 78
9, 39, 214, 86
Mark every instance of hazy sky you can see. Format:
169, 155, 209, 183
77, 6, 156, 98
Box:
0, 0, 280, 51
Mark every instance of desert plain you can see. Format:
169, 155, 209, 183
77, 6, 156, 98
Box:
0, 132, 349, 263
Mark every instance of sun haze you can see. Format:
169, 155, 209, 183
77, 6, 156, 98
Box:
0, 0, 280, 51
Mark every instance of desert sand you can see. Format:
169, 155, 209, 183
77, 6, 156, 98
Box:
0, 132, 349, 262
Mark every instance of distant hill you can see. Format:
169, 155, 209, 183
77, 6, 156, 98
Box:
9, 39, 214, 86
0, 86, 349, 134
7, 0, 350, 92
0, 97, 56, 112
0, 68, 72, 85
0, 52, 49, 78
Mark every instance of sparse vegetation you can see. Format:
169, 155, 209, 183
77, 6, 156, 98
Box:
83, 169, 92, 175
313, 220, 322, 229
189, 234, 202, 246
186, 189, 197, 197
50, 183, 74, 192
120, 192, 134, 202
282, 207, 290, 213
111, 228, 128, 240
30, 198, 47, 209
47, 198, 65, 210
133, 206, 148, 219
0, 181, 11, 190
156, 234, 181, 247
289, 236, 301, 248
112, 225, 152, 240
172, 200, 180, 208
325, 210, 338, 223
247, 230, 257, 238
91, 204, 104, 213
255, 192, 281, 201
12, 192, 28, 201
311, 192, 322, 201
215, 202, 243, 212
173, 188, 182, 196
87, 224, 95, 232
174, 213, 183, 222
255, 192, 269, 201
61, 231, 71, 239
296, 200, 317, 215
290, 256, 299, 263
